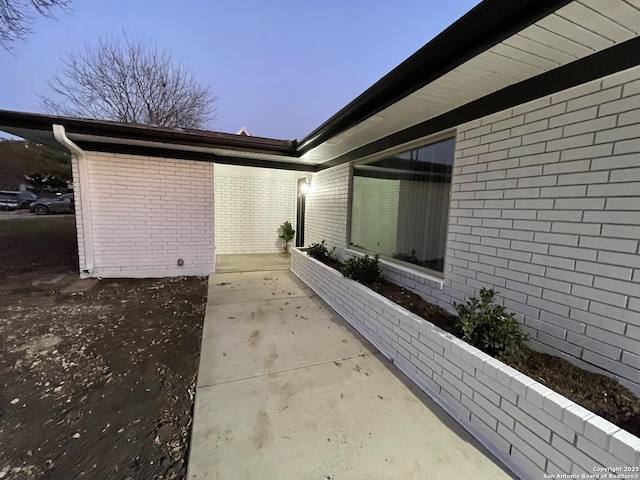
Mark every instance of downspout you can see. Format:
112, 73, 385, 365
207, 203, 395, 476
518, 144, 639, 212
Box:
52, 124, 95, 275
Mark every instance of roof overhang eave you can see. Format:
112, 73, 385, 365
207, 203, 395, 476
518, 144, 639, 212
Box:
296, 0, 572, 155
0, 110, 319, 171
0, 110, 298, 156
67, 132, 314, 168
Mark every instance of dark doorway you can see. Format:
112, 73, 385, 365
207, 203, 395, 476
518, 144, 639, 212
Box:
295, 178, 308, 247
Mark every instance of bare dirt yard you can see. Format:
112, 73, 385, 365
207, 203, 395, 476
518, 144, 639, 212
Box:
0, 215, 207, 479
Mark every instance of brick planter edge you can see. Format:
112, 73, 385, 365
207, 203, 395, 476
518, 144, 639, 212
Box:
291, 248, 640, 479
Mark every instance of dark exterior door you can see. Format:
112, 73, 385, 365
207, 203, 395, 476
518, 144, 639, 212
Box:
295, 178, 307, 247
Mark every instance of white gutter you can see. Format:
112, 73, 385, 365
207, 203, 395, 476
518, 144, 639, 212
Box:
52, 124, 95, 275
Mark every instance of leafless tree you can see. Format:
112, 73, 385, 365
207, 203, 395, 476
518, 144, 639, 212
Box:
42, 33, 218, 129
0, 0, 69, 48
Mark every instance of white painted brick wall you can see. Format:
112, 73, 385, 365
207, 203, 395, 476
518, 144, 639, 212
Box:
304, 163, 350, 259
214, 164, 297, 254
449, 65, 640, 394
83, 152, 214, 277
304, 65, 640, 394
291, 249, 640, 478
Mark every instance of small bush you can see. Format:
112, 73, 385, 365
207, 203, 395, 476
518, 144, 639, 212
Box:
341, 255, 381, 285
306, 240, 335, 263
453, 288, 527, 360
278, 221, 295, 252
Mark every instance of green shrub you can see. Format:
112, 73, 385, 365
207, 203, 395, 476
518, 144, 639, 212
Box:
341, 254, 381, 284
278, 221, 295, 252
307, 240, 335, 263
453, 288, 527, 360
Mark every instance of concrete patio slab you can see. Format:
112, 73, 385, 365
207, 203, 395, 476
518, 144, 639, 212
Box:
207, 270, 309, 305
188, 270, 514, 480
197, 295, 372, 387
215, 253, 291, 273
190, 354, 513, 480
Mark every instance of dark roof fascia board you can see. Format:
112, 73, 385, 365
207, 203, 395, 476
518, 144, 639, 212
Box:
0, 110, 297, 156
297, 0, 572, 155
77, 141, 317, 172
317, 36, 640, 170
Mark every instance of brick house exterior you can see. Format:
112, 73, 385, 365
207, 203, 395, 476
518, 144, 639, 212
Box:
302, 65, 640, 395
214, 164, 299, 255
72, 152, 215, 277
1, 0, 639, 395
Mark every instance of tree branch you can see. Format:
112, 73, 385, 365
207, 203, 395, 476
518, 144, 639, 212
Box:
41, 31, 218, 129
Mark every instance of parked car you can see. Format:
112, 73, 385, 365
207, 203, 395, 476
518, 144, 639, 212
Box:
30, 194, 75, 215
0, 190, 38, 211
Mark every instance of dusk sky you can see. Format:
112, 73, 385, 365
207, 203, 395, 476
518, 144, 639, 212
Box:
2, 1, 481, 140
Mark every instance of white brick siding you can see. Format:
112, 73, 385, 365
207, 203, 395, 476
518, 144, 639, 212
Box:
214, 164, 297, 254
449, 65, 640, 394
304, 163, 350, 259
80, 152, 214, 277
291, 249, 640, 479
303, 65, 640, 394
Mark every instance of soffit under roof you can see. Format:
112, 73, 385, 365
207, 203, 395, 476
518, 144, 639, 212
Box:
301, 0, 640, 164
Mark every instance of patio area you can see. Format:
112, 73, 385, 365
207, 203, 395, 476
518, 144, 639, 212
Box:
214, 253, 292, 273
186, 255, 514, 479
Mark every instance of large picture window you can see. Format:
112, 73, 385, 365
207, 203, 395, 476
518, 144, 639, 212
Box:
350, 137, 454, 274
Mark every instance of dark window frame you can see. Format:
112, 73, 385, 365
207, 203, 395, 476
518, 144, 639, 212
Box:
348, 136, 455, 277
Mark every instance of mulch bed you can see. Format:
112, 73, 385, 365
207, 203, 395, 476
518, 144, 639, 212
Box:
321, 255, 640, 438
0, 217, 208, 479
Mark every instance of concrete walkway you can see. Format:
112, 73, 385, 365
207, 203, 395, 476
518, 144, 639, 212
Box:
215, 253, 291, 273
187, 258, 515, 479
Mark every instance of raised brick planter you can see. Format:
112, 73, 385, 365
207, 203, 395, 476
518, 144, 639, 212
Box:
291, 248, 640, 480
